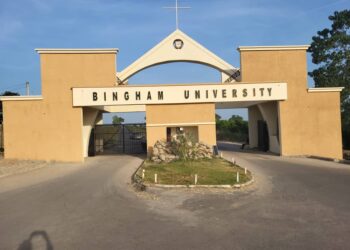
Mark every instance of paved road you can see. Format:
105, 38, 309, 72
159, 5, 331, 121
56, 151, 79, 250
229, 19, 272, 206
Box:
0, 143, 350, 249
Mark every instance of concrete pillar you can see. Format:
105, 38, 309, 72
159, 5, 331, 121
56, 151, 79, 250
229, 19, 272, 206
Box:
257, 102, 280, 154
82, 108, 100, 157
248, 105, 263, 148
96, 112, 103, 125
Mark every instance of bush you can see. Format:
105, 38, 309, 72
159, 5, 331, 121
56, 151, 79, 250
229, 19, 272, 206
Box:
170, 134, 195, 160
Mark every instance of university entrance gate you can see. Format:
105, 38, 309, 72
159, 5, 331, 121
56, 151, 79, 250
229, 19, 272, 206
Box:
89, 123, 146, 155
0, 29, 344, 162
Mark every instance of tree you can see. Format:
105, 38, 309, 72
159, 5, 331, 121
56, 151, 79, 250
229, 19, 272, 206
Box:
1, 91, 20, 96
228, 115, 248, 134
0, 91, 20, 124
308, 9, 350, 149
216, 114, 248, 142
112, 115, 124, 124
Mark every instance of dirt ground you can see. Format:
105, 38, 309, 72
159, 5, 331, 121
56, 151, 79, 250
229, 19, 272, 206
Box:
0, 157, 48, 178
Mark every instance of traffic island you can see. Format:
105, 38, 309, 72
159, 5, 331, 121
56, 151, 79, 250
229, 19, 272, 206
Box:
134, 157, 253, 189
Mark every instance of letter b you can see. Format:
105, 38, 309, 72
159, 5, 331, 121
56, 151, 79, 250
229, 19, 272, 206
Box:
93, 92, 98, 101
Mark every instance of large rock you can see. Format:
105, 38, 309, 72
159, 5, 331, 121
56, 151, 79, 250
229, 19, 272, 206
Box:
153, 147, 159, 156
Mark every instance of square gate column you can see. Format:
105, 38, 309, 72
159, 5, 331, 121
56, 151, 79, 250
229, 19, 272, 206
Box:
145, 103, 216, 155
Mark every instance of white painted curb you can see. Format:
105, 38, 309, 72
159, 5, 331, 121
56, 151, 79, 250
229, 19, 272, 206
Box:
145, 178, 254, 189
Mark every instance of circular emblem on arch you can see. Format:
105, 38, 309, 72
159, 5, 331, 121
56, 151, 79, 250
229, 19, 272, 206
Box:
173, 39, 184, 49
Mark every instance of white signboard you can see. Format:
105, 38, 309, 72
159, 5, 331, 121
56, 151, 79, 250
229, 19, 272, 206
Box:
72, 83, 287, 107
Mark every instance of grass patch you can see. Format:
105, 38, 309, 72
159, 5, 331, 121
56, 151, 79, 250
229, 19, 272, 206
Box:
138, 158, 252, 186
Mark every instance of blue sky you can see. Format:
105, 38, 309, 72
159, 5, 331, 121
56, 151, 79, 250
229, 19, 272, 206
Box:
0, 0, 349, 122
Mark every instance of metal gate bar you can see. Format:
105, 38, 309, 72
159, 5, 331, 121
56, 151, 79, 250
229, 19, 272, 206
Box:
92, 123, 146, 155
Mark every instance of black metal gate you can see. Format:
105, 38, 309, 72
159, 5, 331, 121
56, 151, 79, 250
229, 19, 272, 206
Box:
91, 123, 146, 155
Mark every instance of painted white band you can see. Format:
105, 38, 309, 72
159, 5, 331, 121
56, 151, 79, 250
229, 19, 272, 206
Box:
147, 122, 215, 127
0, 96, 43, 101
307, 87, 344, 93
238, 45, 310, 51
35, 48, 119, 54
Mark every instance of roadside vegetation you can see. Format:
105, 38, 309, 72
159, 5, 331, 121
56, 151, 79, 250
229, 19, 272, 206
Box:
112, 115, 124, 124
216, 114, 248, 143
127, 124, 146, 134
0, 91, 19, 153
308, 10, 350, 151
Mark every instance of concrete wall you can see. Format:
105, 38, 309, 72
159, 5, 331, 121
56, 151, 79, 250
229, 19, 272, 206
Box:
2, 52, 117, 162
281, 91, 342, 159
146, 126, 167, 153
240, 49, 343, 159
82, 108, 101, 157
146, 103, 216, 153
169, 126, 199, 142
198, 124, 216, 145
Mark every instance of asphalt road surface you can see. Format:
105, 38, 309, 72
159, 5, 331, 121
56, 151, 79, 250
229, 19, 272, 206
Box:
0, 142, 350, 249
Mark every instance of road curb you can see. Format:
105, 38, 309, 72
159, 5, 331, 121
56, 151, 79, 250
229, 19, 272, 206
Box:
131, 160, 147, 191
145, 178, 254, 189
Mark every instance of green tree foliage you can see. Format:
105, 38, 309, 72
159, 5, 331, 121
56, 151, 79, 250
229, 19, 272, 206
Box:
112, 115, 124, 124
0, 91, 20, 124
0, 91, 20, 96
216, 114, 248, 142
308, 10, 350, 148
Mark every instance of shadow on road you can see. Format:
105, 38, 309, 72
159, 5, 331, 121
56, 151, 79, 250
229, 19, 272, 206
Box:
217, 141, 277, 157
17, 230, 53, 250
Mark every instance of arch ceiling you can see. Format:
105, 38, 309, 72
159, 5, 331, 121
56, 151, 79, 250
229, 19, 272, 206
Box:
116, 29, 240, 85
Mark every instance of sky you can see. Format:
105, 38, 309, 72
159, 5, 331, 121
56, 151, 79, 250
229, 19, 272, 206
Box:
0, 0, 349, 123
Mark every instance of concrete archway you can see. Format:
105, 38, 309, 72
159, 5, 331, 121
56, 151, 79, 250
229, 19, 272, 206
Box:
248, 102, 280, 154
116, 29, 240, 84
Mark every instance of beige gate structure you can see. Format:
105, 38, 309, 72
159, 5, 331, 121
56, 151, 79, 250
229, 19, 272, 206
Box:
0, 29, 343, 162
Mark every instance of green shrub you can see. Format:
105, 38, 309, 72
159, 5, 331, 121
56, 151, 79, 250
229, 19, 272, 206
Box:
170, 133, 195, 161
